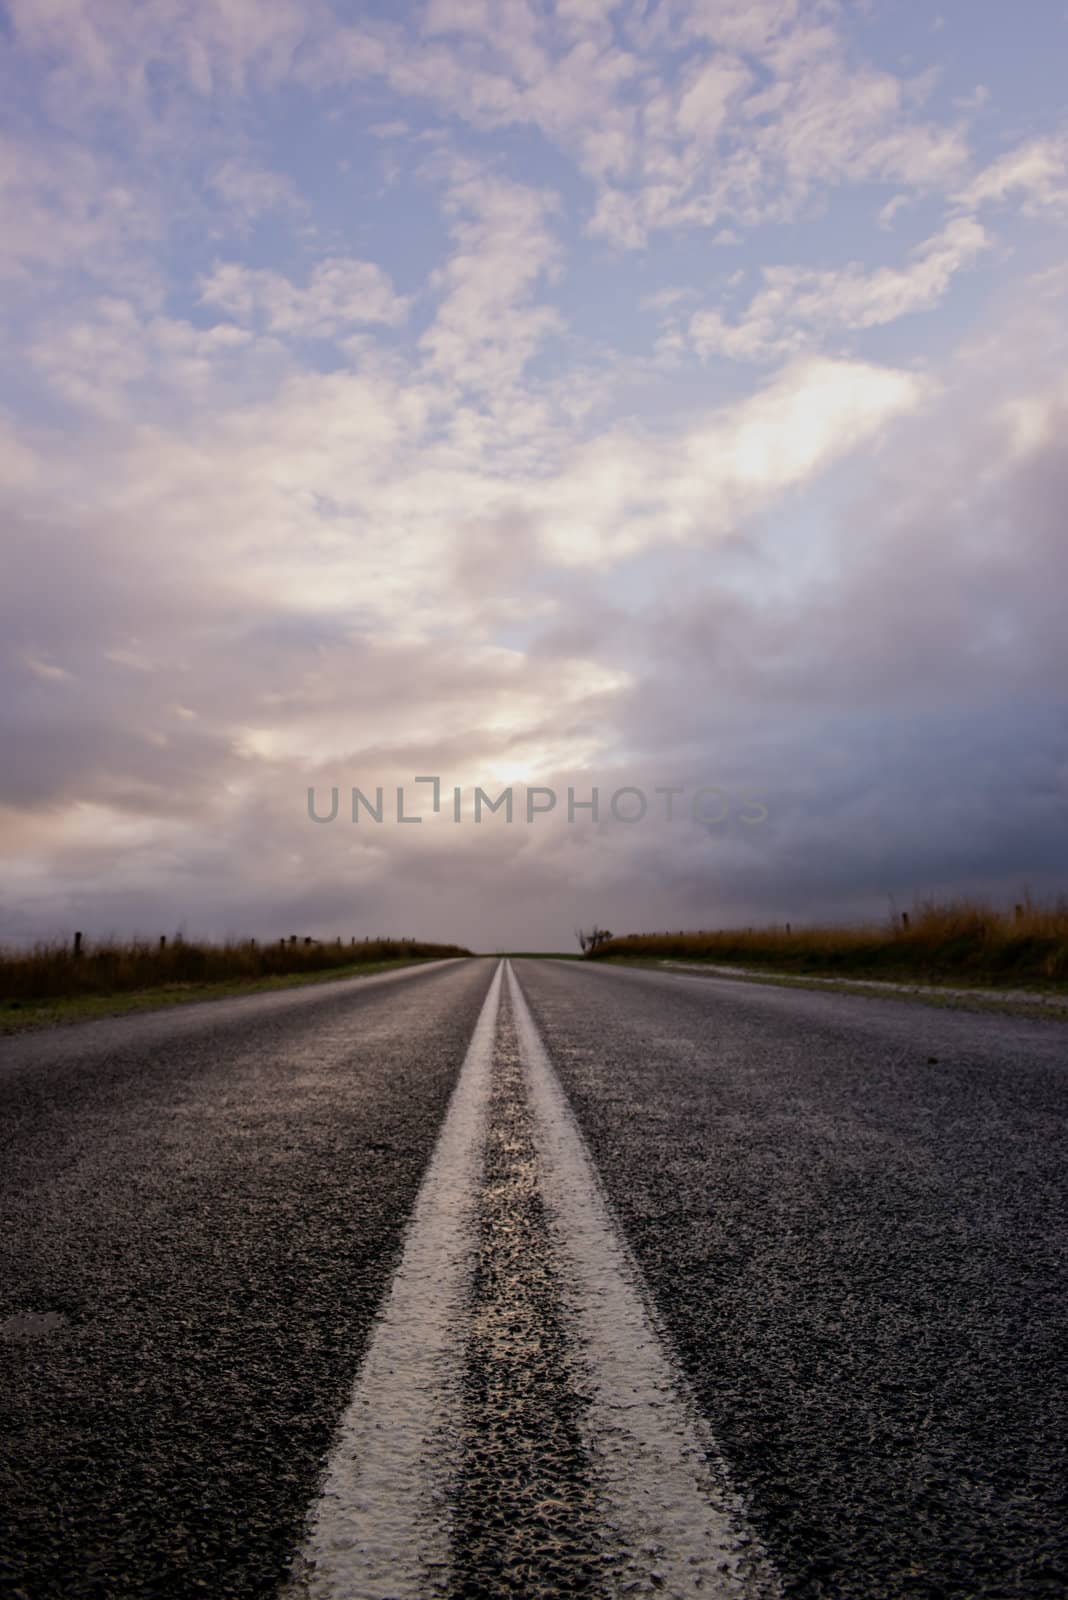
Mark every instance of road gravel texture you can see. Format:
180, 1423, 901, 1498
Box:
452, 980, 603, 1598
1, 956, 1066, 1599
0, 960, 493, 1600
514, 960, 1068, 1600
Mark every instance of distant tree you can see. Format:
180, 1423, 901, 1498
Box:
576, 924, 613, 955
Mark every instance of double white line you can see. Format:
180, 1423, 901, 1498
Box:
284, 960, 779, 1599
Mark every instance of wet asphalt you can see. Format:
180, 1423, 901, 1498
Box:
1, 956, 1066, 1599
0, 959, 494, 1600
513, 960, 1068, 1600
453, 980, 602, 1598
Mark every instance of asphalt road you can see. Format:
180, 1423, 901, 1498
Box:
0, 960, 494, 1600
1, 958, 1065, 1599
515, 960, 1068, 1600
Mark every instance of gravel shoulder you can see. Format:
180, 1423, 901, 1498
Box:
606, 958, 1068, 1021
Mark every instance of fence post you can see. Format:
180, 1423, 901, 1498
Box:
73, 931, 83, 957
901, 911, 910, 932
786, 923, 791, 935
160, 935, 166, 950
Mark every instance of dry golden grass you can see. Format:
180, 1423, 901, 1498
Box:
0, 935, 471, 1004
589, 897, 1068, 986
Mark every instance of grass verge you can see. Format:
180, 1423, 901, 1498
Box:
587, 897, 1068, 989
0, 957, 451, 1037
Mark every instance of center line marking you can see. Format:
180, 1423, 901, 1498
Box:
508, 961, 781, 1598
283, 960, 502, 1600
284, 958, 780, 1598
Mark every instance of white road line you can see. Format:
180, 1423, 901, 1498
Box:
283, 960, 503, 1600
285, 957, 778, 1598
508, 961, 781, 1599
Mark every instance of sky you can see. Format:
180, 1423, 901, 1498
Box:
2, 0, 1067, 952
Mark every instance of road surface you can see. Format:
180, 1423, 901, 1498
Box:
1, 957, 1065, 1599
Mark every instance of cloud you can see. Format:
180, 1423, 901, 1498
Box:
689, 217, 990, 361
28, 299, 268, 418
3, 2, 1067, 947
199, 258, 409, 335
3, 320, 1067, 947
532, 356, 924, 562
954, 134, 1068, 216
584, 7, 970, 245
2, 0, 1010, 264
300, 0, 971, 249
5, 0, 317, 113
877, 193, 911, 230
0, 416, 42, 491
207, 158, 303, 220
417, 164, 563, 399
0, 133, 159, 285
